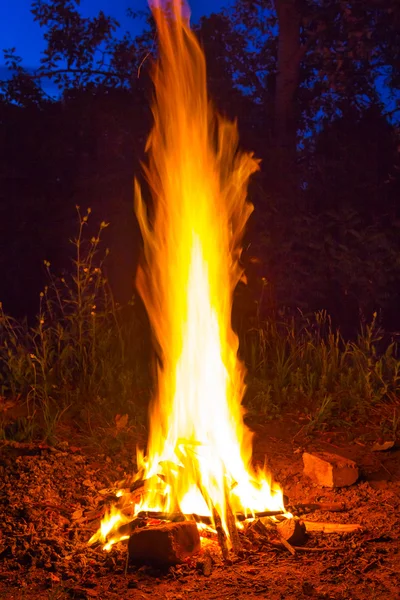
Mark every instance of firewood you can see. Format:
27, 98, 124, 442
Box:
269, 541, 339, 552
137, 510, 186, 522
290, 502, 346, 513
302, 521, 363, 534
128, 521, 200, 565
114, 517, 147, 538
212, 506, 229, 561
225, 484, 241, 554
303, 452, 359, 488
276, 519, 307, 546
135, 509, 283, 524
245, 510, 284, 520
278, 536, 296, 555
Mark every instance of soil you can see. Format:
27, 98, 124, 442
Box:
0, 417, 399, 600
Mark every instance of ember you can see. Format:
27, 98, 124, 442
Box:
89, 0, 284, 555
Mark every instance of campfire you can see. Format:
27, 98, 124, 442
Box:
88, 0, 286, 560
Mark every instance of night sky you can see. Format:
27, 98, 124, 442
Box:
0, 0, 229, 68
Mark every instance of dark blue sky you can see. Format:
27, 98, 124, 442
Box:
0, 0, 229, 67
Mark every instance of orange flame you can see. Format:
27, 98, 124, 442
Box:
90, 0, 282, 550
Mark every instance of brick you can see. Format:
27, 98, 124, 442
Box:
303, 452, 359, 488
128, 521, 201, 565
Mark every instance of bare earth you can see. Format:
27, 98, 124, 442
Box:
0, 417, 399, 600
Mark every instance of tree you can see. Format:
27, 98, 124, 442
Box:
223, 0, 400, 201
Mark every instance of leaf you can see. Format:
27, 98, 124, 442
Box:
72, 509, 83, 520
115, 413, 128, 431
372, 441, 395, 452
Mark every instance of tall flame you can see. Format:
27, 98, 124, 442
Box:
91, 0, 282, 549
134, 0, 282, 528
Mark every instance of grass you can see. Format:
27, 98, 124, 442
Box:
0, 207, 150, 443
1, 209, 399, 443
242, 309, 400, 436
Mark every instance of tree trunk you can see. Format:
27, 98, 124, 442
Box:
273, 0, 301, 201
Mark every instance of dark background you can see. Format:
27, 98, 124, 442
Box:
1, 0, 399, 338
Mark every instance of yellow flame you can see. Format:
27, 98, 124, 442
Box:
92, 0, 283, 549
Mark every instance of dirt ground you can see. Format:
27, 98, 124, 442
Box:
0, 416, 399, 600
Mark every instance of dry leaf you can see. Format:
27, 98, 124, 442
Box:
372, 441, 395, 452
115, 413, 129, 431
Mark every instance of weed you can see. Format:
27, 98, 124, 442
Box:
242, 309, 400, 431
1, 210, 399, 441
0, 208, 150, 441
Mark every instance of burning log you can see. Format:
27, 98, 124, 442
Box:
224, 482, 241, 554
128, 521, 201, 565
225, 502, 241, 554
303, 452, 359, 488
135, 509, 283, 524
212, 507, 229, 561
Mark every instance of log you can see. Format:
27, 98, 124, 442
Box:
303, 452, 359, 488
128, 521, 200, 565
290, 502, 346, 513
135, 509, 283, 524
276, 519, 307, 546
302, 521, 363, 534
225, 483, 241, 554
114, 517, 147, 538
212, 507, 229, 561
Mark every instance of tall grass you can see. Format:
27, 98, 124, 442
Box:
0, 208, 150, 441
242, 310, 400, 434
1, 209, 399, 442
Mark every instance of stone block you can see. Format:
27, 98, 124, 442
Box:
128, 520, 201, 565
303, 451, 359, 488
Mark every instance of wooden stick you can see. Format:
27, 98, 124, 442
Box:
135, 509, 283, 524
212, 506, 230, 561
278, 535, 296, 555
291, 502, 346, 513
302, 521, 362, 534
225, 489, 241, 554
269, 541, 338, 552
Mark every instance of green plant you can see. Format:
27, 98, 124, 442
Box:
243, 309, 400, 430
0, 207, 150, 441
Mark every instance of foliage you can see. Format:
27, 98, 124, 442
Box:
243, 310, 400, 435
0, 0, 400, 442
0, 0, 156, 101
0, 209, 150, 441
226, 0, 400, 126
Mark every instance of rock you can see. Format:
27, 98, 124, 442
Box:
303, 451, 359, 488
128, 521, 201, 565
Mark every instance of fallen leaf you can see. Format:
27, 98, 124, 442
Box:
372, 441, 395, 452
115, 413, 129, 431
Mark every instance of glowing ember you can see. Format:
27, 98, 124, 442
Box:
89, 0, 283, 551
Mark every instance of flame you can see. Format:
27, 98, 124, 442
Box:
91, 0, 283, 550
